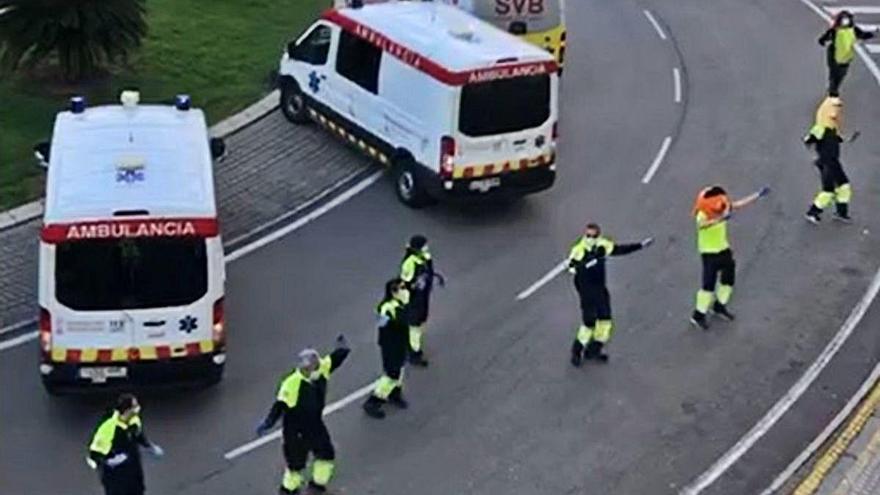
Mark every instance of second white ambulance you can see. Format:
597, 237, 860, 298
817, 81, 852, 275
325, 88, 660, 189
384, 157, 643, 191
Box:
280, 1, 559, 207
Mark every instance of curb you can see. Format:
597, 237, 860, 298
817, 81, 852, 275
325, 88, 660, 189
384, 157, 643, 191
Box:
0, 89, 281, 232
793, 377, 880, 494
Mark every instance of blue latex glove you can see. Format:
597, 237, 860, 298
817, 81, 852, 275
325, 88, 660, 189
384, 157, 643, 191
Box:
640, 237, 654, 248
256, 420, 271, 437
757, 186, 771, 198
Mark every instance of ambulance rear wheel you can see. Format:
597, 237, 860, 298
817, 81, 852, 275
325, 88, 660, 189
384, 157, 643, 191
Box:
393, 158, 432, 208
41, 377, 62, 396
280, 81, 310, 124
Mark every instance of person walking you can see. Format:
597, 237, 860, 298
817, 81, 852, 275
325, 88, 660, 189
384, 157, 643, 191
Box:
804, 96, 856, 224
87, 394, 164, 495
363, 278, 411, 419
819, 10, 877, 96
567, 223, 653, 366
690, 185, 770, 330
399, 235, 445, 367
256, 336, 351, 494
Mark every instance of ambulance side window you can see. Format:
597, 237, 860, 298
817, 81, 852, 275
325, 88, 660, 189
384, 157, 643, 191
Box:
335, 31, 381, 94
292, 25, 332, 65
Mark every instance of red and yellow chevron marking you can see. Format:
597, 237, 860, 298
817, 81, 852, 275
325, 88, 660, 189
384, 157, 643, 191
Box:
49, 340, 215, 363
452, 152, 555, 180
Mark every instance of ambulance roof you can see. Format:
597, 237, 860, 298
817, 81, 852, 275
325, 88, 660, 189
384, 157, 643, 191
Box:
43, 104, 217, 224
325, 2, 557, 81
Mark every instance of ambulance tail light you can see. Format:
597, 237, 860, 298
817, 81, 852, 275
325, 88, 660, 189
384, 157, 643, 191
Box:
39, 307, 52, 355
440, 136, 456, 179
212, 298, 225, 347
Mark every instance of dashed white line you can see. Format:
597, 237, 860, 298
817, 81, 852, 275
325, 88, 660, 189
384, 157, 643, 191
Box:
0, 171, 384, 353
641, 136, 672, 184
515, 260, 567, 301
673, 68, 683, 103
866, 44, 880, 54
643, 10, 668, 41
223, 381, 375, 460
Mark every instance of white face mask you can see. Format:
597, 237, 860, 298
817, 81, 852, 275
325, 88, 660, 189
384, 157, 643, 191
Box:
309, 370, 322, 381
841, 17, 852, 26
395, 289, 411, 305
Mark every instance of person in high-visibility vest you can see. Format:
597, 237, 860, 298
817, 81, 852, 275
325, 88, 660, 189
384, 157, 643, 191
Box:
256, 336, 350, 494
399, 235, 445, 367
567, 223, 653, 366
690, 185, 769, 330
819, 10, 877, 96
804, 96, 856, 224
363, 278, 411, 419
87, 394, 164, 495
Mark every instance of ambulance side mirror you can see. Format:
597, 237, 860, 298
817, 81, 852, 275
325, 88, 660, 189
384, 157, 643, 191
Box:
509, 21, 527, 35
209, 137, 227, 160
33, 141, 50, 169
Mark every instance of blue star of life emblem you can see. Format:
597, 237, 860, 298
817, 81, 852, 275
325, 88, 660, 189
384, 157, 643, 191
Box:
178, 315, 198, 334
116, 169, 144, 183
308, 71, 321, 93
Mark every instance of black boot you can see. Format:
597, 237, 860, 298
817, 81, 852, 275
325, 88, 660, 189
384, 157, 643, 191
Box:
308, 481, 327, 493
388, 387, 409, 409
712, 301, 735, 321
409, 350, 429, 367
570, 340, 584, 367
690, 310, 710, 330
834, 203, 852, 223
279, 487, 299, 495
805, 205, 822, 225
362, 396, 386, 419
592, 342, 609, 363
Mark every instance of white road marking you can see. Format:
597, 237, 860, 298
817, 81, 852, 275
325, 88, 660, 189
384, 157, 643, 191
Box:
826, 6, 880, 14
0, 331, 38, 351
0, 318, 36, 335
515, 260, 567, 301
760, 358, 880, 495
225, 171, 383, 263
0, 170, 384, 353
223, 381, 376, 460
673, 68, 683, 103
641, 136, 672, 184
643, 10, 668, 41
680, 264, 880, 494
866, 43, 880, 54
684, 2, 880, 492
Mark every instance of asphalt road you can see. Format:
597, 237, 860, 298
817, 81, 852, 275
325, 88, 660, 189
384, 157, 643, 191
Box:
3, 0, 880, 493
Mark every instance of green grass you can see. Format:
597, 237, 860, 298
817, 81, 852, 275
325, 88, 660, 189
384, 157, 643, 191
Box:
0, 0, 326, 210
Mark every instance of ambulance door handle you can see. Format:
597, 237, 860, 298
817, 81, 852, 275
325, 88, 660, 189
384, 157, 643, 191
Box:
143, 320, 166, 327
513, 139, 527, 145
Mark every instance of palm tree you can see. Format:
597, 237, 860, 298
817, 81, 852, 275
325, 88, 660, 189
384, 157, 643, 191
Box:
0, 0, 146, 81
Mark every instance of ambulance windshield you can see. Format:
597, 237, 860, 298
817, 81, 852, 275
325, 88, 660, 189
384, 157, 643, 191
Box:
55, 237, 208, 311
459, 74, 550, 136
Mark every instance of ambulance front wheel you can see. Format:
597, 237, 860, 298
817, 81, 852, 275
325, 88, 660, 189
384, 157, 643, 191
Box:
393, 157, 433, 208
280, 80, 310, 124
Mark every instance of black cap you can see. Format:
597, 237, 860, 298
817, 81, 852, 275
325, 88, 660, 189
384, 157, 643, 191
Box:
409, 235, 427, 249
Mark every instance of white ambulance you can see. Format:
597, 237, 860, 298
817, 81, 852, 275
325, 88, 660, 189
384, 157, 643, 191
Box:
35, 91, 228, 393
280, 1, 559, 207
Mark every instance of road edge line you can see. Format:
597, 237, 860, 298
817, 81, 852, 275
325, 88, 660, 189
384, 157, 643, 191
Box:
792, 376, 880, 495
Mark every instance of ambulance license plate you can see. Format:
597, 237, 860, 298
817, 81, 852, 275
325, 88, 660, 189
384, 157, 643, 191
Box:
468, 177, 501, 193
80, 366, 127, 383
